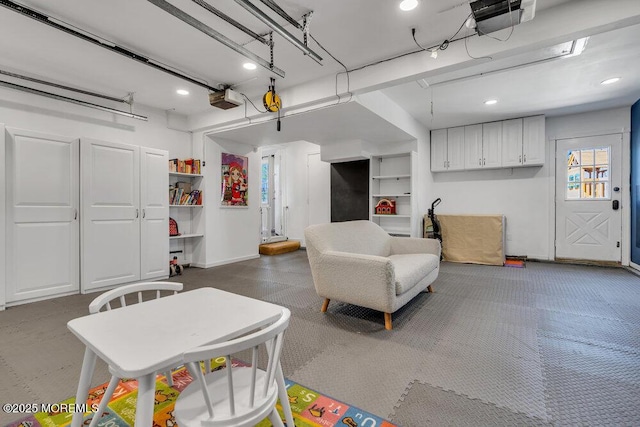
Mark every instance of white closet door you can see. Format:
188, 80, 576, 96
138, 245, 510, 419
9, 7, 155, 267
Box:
6, 128, 79, 303
82, 139, 140, 292
140, 147, 169, 280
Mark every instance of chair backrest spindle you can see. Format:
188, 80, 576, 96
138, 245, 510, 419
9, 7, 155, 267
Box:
177, 308, 291, 426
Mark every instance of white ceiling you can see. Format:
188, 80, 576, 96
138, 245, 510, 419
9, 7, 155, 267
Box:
0, 0, 639, 139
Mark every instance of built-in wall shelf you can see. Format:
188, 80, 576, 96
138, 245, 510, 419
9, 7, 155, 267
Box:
169, 172, 203, 178
373, 214, 411, 218
372, 174, 411, 180
169, 162, 204, 267
372, 194, 411, 198
170, 233, 204, 240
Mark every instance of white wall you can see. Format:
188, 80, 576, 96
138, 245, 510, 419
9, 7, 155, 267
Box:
431, 107, 631, 260
283, 141, 330, 245
200, 134, 262, 267
0, 87, 192, 157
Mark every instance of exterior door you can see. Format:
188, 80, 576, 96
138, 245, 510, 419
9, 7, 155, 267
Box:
82, 139, 140, 291
5, 128, 79, 303
140, 147, 169, 280
555, 134, 622, 261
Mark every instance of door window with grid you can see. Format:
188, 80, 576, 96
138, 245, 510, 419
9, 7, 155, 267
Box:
566, 147, 610, 200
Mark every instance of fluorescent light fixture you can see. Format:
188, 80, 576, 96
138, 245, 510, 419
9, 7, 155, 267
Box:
600, 77, 620, 85
399, 0, 418, 11
484, 99, 498, 105
430, 49, 438, 59
243, 62, 257, 70
176, 89, 189, 95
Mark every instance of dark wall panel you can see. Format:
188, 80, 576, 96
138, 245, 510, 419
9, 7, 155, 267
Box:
631, 99, 640, 264
331, 160, 369, 222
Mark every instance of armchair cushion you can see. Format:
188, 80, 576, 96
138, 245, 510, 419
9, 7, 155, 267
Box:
389, 254, 440, 295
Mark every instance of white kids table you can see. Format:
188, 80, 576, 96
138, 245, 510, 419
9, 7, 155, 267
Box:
67, 287, 294, 426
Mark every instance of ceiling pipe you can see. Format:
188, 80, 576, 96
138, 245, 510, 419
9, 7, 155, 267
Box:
232, 0, 323, 64
190, 0, 270, 46
0, 79, 148, 121
0, 0, 221, 93
147, 0, 286, 78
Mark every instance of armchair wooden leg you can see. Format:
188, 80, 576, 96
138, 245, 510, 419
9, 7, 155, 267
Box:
427, 285, 434, 293
321, 298, 330, 312
384, 312, 392, 330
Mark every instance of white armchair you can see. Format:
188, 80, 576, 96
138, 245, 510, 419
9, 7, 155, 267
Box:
304, 220, 441, 330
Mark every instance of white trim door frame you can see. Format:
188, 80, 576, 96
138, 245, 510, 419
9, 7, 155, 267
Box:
555, 134, 623, 262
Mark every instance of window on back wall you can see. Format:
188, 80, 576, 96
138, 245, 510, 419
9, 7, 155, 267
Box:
566, 147, 611, 200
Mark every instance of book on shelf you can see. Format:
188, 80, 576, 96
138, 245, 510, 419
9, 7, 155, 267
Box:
169, 185, 202, 205
169, 158, 202, 174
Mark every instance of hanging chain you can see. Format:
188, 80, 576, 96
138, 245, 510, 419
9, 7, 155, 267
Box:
269, 32, 274, 70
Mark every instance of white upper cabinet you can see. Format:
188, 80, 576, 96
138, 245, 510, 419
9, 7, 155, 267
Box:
522, 115, 546, 166
447, 127, 465, 171
482, 121, 503, 168
431, 129, 448, 172
502, 116, 545, 167
435, 115, 545, 172
431, 128, 464, 172
502, 118, 524, 167
464, 124, 483, 169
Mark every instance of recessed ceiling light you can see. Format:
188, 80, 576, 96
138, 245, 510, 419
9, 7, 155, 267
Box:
484, 99, 498, 105
176, 89, 189, 96
600, 77, 620, 85
243, 62, 257, 70
399, 0, 418, 11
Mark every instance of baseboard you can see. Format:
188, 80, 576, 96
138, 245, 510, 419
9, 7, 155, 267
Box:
200, 254, 260, 268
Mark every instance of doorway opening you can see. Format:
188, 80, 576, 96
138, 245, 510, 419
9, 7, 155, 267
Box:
260, 147, 287, 243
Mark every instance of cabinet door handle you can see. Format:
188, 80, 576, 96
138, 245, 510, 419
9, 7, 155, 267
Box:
136, 209, 139, 218
74, 209, 78, 220
519, 155, 522, 163
523, 154, 526, 163
479, 158, 481, 166
444, 160, 447, 168
142, 209, 146, 219
483, 158, 486, 166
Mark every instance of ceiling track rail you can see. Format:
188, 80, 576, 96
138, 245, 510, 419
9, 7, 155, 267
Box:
0, 79, 148, 121
0, 0, 221, 93
0, 69, 127, 103
147, 0, 286, 78
233, 0, 322, 64
191, 0, 269, 46
258, 0, 303, 30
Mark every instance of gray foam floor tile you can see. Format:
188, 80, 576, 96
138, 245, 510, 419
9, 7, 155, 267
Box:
413, 339, 548, 420
290, 336, 420, 419
611, 302, 640, 326
391, 381, 551, 427
263, 287, 322, 310
538, 308, 640, 351
535, 293, 622, 320
539, 336, 640, 386
543, 364, 640, 426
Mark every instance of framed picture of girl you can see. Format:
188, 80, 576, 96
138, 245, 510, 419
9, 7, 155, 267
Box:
221, 153, 248, 207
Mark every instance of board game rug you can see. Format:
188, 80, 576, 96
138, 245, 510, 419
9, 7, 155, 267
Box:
6, 359, 398, 427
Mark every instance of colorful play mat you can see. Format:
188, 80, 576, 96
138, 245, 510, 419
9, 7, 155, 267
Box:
5, 360, 397, 427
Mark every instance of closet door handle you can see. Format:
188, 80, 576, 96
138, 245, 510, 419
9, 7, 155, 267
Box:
142, 209, 146, 219
483, 158, 486, 166
519, 155, 522, 163
74, 209, 78, 220
478, 158, 481, 166
136, 209, 139, 218
523, 154, 527, 163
